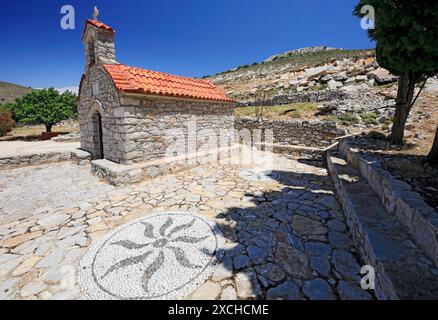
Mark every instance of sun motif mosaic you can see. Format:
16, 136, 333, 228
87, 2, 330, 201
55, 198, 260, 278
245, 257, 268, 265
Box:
238, 167, 280, 183
78, 212, 225, 300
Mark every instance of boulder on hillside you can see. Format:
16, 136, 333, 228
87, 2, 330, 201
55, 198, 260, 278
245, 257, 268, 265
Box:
369, 68, 398, 84
377, 114, 389, 124
362, 57, 375, 66
289, 79, 301, 86
333, 72, 348, 82
355, 75, 368, 82
328, 80, 343, 90
320, 75, 332, 83
305, 65, 331, 80
344, 77, 356, 85
424, 78, 438, 96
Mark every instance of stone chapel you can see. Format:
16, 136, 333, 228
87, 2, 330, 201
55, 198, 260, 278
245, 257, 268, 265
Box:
78, 15, 235, 165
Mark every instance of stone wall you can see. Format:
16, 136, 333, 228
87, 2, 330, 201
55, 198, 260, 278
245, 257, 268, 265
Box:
255, 143, 327, 161
234, 118, 347, 148
78, 65, 124, 163
338, 139, 438, 266
114, 97, 235, 164
326, 152, 438, 299
0, 149, 91, 171
91, 144, 239, 186
241, 90, 348, 106
83, 23, 116, 67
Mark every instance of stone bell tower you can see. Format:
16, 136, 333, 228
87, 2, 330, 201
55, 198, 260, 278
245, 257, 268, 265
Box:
82, 7, 116, 72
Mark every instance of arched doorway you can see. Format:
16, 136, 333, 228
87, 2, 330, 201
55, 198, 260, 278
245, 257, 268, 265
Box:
88, 100, 105, 160
97, 112, 104, 159
90, 111, 104, 159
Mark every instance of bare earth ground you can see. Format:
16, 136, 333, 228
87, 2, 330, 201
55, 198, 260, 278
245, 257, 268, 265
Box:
377, 95, 438, 156
0, 154, 373, 300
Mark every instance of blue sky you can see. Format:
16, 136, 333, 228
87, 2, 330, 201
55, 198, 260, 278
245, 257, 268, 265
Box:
0, 0, 373, 91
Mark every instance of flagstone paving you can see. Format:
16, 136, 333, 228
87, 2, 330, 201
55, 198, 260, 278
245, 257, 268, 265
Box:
0, 154, 374, 300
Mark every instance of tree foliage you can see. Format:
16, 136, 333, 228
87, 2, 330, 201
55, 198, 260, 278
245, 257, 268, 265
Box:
354, 0, 438, 77
354, 1, 438, 146
9, 88, 77, 132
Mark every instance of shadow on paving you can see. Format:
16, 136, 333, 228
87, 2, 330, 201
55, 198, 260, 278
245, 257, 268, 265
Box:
296, 158, 327, 169
209, 166, 375, 300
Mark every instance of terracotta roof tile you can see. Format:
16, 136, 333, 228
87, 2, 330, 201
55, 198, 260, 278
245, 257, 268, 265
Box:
85, 19, 115, 33
103, 64, 234, 103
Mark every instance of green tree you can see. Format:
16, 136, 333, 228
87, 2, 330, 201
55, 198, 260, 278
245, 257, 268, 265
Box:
9, 88, 77, 132
354, 1, 438, 145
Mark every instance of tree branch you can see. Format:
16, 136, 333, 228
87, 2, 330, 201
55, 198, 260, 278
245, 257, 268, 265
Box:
410, 77, 428, 108
367, 76, 428, 113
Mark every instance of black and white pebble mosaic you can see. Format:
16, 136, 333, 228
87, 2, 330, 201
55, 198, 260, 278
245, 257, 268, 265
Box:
78, 212, 225, 300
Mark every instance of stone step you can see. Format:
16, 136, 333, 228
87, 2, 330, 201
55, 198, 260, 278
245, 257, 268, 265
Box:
338, 139, 438, 266
327, 152, 438, 300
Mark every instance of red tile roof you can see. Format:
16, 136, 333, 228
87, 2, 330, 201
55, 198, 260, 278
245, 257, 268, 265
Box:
85, 19, 115, 34
103, 64, 234, 103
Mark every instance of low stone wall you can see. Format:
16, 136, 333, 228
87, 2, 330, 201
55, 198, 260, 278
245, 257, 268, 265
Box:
91, 145, 241, 186
242, 90, 348, 106
52, 133, 81, 142
255, 142, 328, 160
338, 139, 438, 266
91, 156, 193, 186
235, 118, 347, 148
0, 149, 92, 170
327, 152, 438, 299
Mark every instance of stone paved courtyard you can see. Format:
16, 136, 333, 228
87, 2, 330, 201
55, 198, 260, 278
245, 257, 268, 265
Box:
0, 153, 374, 300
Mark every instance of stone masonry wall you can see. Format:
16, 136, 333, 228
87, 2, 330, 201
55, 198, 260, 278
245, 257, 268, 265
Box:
242, 90, 348, 107
234, 117, 347, 148
83, 24, 116, 66
93, 31, 116, 65
0, 149, 92, 171
78, 65, 123, 163
113, 97, 235, 164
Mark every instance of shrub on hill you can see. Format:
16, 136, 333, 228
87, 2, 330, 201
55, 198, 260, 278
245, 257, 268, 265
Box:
0, 104, 15, 137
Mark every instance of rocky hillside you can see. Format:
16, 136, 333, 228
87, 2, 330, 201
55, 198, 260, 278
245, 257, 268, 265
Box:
208, 46, 407, 128
208, 46, 388, 102
213, 46, 438, 155
0, 81, 35, 104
